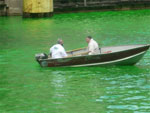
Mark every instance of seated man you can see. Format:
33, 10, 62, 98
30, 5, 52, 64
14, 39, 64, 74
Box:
50, 39, 67, 58
86, 36, 100, 55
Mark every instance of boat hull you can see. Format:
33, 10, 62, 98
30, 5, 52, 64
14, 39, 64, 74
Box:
71, 51, 146, 67
37, 45, 150, 67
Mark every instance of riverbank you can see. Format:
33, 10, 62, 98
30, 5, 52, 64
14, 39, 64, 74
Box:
54, 0, 150, 13
1, 0, 150, 16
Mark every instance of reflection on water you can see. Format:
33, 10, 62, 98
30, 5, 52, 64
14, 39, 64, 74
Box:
39, 66, 150, 112
0, 9, 150, 112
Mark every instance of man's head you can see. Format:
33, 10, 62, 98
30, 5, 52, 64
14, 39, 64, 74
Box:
86, 36, 92, 43
57, 39, 64, 46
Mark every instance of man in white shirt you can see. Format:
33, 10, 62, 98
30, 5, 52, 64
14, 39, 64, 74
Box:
50, 39, 68, 58
86, 36, 100, 55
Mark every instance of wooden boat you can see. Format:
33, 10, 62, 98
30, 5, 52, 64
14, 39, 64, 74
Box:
35, 44, 150, 67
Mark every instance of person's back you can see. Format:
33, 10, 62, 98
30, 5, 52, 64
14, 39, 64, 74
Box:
50, 39, 67, 58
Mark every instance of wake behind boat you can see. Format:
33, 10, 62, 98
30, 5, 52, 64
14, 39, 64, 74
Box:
35, 44, 150, 67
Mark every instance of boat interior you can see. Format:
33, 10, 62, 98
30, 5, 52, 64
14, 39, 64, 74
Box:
46, 44, 148, 59
66, 44, 147, 57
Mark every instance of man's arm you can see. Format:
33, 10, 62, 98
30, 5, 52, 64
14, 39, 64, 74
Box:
88, 43, 95, 55
61, 48, 68, 57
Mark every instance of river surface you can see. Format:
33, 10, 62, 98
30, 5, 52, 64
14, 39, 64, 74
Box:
0, 9, 150, 113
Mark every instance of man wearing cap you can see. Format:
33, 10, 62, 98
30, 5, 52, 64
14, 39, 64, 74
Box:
86, 36, 100, 55
50, 39, 67, 58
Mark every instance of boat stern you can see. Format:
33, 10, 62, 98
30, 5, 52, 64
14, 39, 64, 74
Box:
35, 53, 48, 67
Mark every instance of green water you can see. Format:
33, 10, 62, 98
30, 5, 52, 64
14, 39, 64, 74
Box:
0, 9, 150, 113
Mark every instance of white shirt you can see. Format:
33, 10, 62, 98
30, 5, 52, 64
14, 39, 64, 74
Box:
88, 39, 100, 55
50, 44, 67, 58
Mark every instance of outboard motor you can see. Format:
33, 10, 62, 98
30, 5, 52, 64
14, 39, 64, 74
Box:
35, 53, 48, 61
